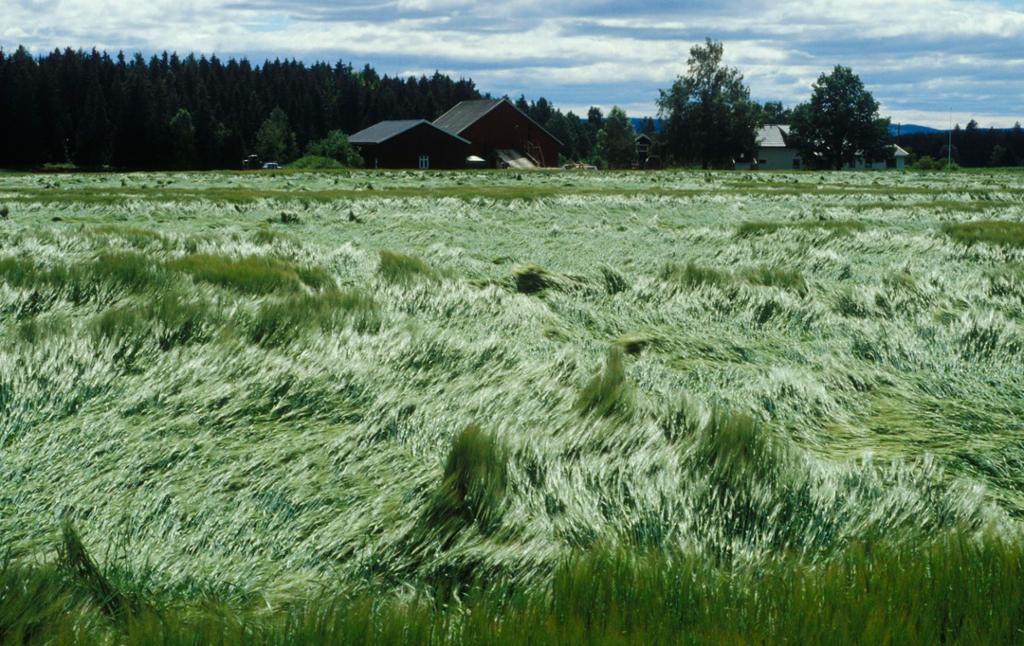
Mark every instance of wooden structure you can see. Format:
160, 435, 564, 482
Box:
433, 98, 562, 168
348, 120, 470, 169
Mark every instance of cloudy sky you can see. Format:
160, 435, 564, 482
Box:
3, 0, 1022, 127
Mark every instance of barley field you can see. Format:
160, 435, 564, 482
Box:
2, 168, 1024, 643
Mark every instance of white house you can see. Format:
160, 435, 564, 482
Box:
735, 124, 910, 171
735, 125, 802, 170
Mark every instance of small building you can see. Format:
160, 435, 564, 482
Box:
849, 145, 910, 171
735, 125, 802, 170
433, 98, 562, 168
348, 119, 470, 170
634, 133, 660, 169
736, 125, 911, 171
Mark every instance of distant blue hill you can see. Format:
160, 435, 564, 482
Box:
630, 117, 662, 133
891, 124, 942, 136
623, 120, 943, 136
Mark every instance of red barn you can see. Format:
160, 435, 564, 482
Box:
348, 120, 470, 169
433, 98, 563, 168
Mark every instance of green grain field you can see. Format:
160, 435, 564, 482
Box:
2, 168, 1024, 644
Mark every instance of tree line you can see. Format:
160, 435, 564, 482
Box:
898, 122, 1024, 169
0, 45, 626, 170
0, 46, 485, 169
2, 43, 1020, 171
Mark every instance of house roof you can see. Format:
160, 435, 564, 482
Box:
636, 133, 653, 144
892, 144, 910, 157
434, 98, 564, 147
755, 124, 791, 148
348, 119, 470, 145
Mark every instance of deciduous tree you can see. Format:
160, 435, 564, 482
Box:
788, 66, 891, 170
657, 39, 759, 168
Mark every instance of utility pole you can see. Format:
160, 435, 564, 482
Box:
948, 110, 953, 171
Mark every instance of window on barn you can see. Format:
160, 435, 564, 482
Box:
418, 155, 430, 170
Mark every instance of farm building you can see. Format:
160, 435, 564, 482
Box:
852, 145, 910, 170
736, 124, 910, 171
735, 125, 802, 170
433, 98, 563, 168
635, 133, 660, 169
348, 120, 470, 170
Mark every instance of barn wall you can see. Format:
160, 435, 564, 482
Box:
356, 124, 468, 169
458, 102, 561, 167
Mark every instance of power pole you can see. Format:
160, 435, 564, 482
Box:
948, 110, 953, 170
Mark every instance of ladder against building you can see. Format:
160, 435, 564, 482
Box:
524, 140, 544, 167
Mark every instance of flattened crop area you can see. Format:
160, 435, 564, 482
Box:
1, 169, 1023, 643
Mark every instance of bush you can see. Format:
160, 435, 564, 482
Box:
914, 155, 938, 170
289, 155, 343, 170
304, 130, 364, 167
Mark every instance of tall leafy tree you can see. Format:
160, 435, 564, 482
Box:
168, 108, 196, 168
788, 66, 891, 170
596, 107, 636, 169
759, 101, 792, 125
255, 107, 298, 163
657, 39, 759, 168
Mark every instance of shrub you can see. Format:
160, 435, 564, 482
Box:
166, 254, 328, 294
914, 155, 937, 170
942, 220, 1024, 249
378, 251, 436, 284
304, 130, 364, 167
289, 155, 344, 170
576, 345, 634, 418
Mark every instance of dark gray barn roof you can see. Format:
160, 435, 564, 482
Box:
433, 100, 503, 135
434, 98, 564, 146
349, 119, 470, 145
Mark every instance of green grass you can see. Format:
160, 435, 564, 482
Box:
737, 219, 867, 237
942, 220, 1024, 249
378, 250, 437, 283
2, 168, 1024, 643
4, 527, 1024, 644
247, 289, 381, 346
166, 253, 329, 294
